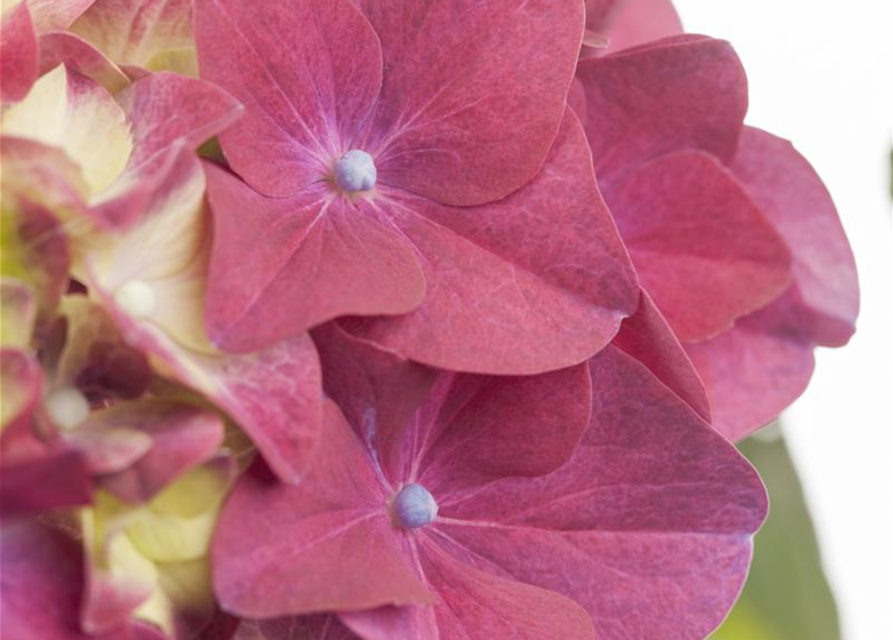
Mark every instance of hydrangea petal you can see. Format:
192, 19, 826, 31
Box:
25, 0, 96, 32
598, 0, 683, 54
203, 164, 426, 352
70, 0, 195, 73
86, 162, 323, 484
312, 323, 437, 486
686, 289, 817, 441
612, 290, 711, 421
212, 401, 433, 618
87, 399, 224, 502
0, 2, 38, 103
0, 279, 36, 348
2, 64, 133, 196
0, 348, 41, 435
731, 126, 859, 347
38, 31, 130, 94
607, 150, 792, 341
194, 0, 383, 196
397, 542, 596, 640
433, 346, 767, 640
354, 0, 583, 206
0, 447, 92, 519
576, 36, 747, 185
0, 522, 131, 640
0, 198, 70, 329
343, 110, 639, 374
233, 615, 358, 640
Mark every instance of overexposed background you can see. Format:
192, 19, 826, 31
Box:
672, 1, 893, 638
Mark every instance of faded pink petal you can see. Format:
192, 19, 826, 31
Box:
1, 198, 70, 331
213, 402, 432, 618
606, 150, 792, 341
0, 3, 38, 103
575, 35, 747, 185
26, 0, 97, 32
354, 0, 584, 206
341, 110, 638, 374
70, 0, 194, 72
731, 126, 859, 347
612, 290, 711, 421
38, 31, 130, 93
203, 164, 426, 352
0, 349, 42, 437
93, 70, 242, 229
0, 522, 130, 640
88, 400, 224, 502
686, 289, 817, 441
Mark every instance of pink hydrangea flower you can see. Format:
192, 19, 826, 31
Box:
195, 0, 639, 374
210, 322, 766, 640
573, 35, 859, 439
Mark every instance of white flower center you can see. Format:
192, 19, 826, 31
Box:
45, 386, 90, 431
333, 149, 377, 192
392, 483, 438, 529
113, 280, 155, 319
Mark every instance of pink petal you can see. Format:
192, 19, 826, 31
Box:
2, 197, 71, 331
0, 522, 130, 640
601, 0, 684, 54
0, 3, 39, 103
607, 151, 792, 341
354, 0, 583, 206
100, 292, 323, 485
0, 348, 42, 437
70, 0, 193, 70
343, 110, 639, 374
90, 400, 224, 502
612, 290, 711, 421
118, 71, 242, 168
0, 279, 36, 348
95, 72, 242, 229
0, 447, 92, 520
347, 542, 596, 640
39, 31, 130, 94
686, 288, 817, 441
194, 0, 383, 197
234, 616, 359, 640
433, 345, 767, 640
56, 296, 152, 404
212, 401, 432, 618
415, 365, 592, 498
26, 0, 96, 32
64, 425, 153, 476
731, 126, 859, 346
312, 323, 437, 486
576, 36, 747, 185
203, 164, 425, 352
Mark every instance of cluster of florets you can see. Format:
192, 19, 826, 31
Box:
0, 1, 857, 639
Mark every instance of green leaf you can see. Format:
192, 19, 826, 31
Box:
711, 426, 840, 640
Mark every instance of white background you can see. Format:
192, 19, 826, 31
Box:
672, 1, 893, 638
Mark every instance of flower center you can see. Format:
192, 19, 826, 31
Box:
392, 483, 438, 529
45, 386, 90, 431
333, 149, 376, 192
113, 280, 156, 319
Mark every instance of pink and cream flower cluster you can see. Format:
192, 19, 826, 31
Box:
0, 1, 858, 639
